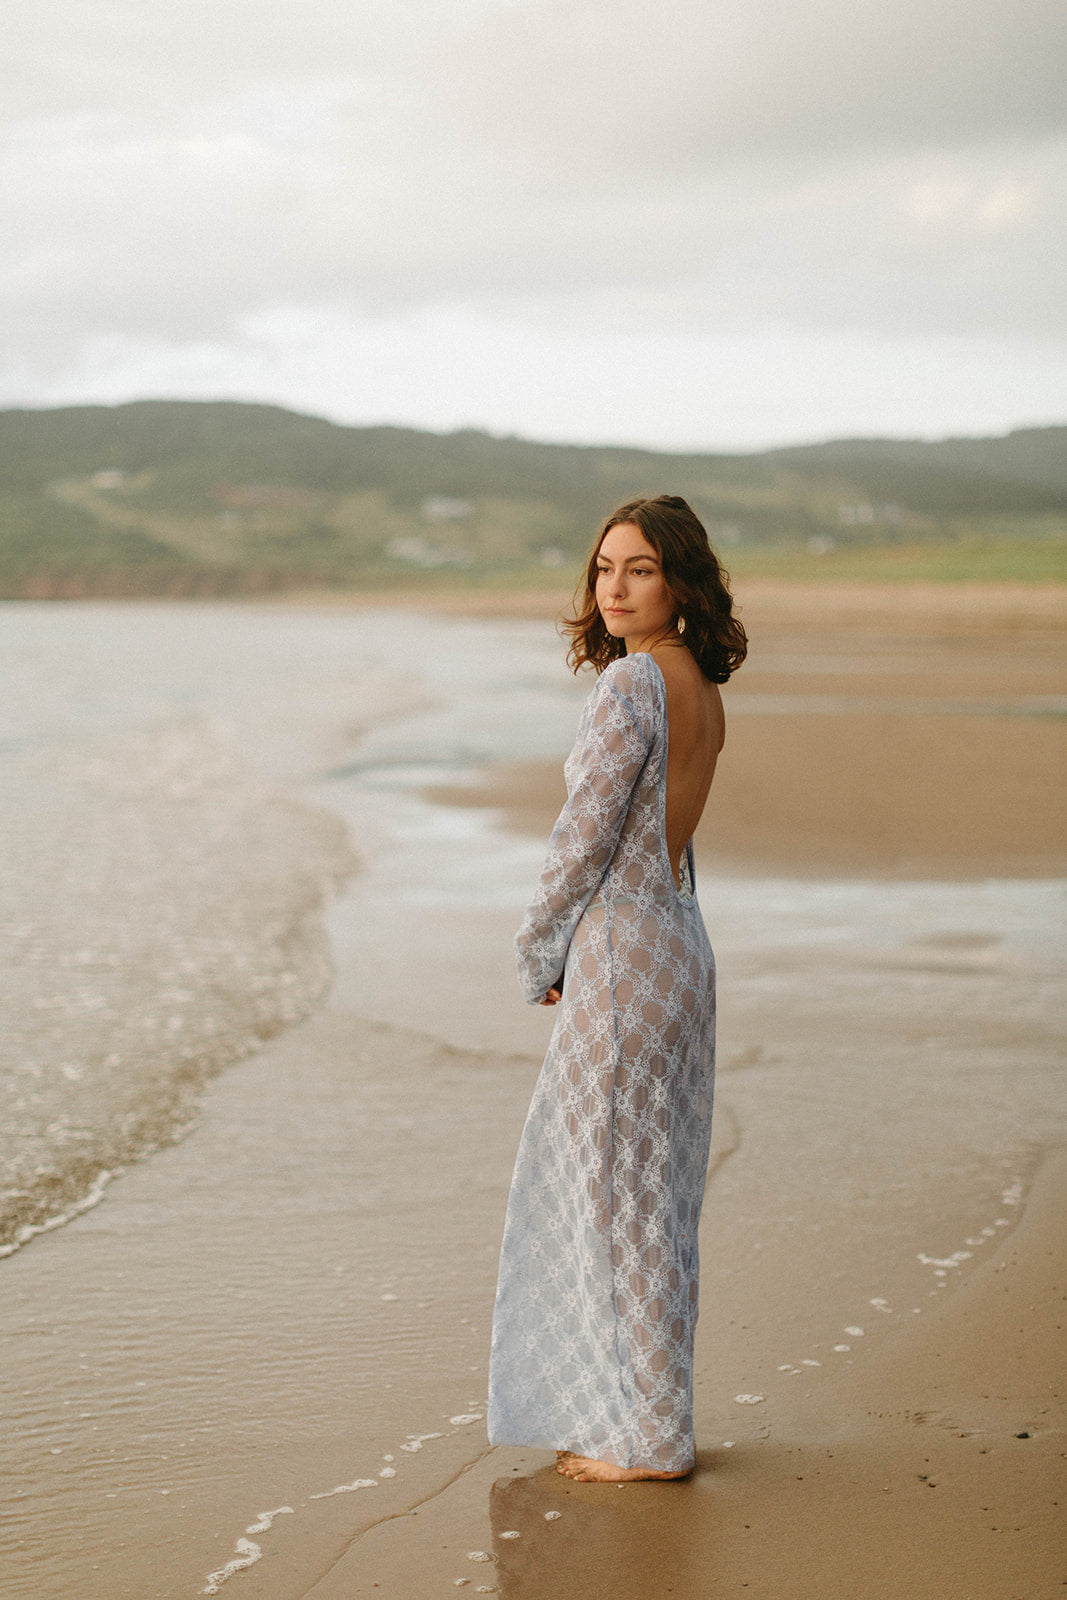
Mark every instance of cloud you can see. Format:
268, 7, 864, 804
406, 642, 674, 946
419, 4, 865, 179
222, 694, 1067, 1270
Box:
1, 0, 1064, 439
430, 0, 1066, 167
4, 0, 459, 115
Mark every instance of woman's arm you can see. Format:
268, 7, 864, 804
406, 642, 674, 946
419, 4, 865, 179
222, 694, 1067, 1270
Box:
514, 660, 654, 1004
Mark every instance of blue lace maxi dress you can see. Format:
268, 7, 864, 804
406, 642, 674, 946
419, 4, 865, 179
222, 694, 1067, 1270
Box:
487, 651, 716, 1472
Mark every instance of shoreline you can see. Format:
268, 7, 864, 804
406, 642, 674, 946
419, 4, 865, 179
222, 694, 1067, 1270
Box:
1, 594, 1063, 1599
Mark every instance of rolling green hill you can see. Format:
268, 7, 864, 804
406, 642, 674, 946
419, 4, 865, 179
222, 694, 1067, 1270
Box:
1, 401, 1064, 596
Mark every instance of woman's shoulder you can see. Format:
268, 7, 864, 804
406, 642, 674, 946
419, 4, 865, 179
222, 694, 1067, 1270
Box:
589, 653, 663, 728
597, 651, 661, 690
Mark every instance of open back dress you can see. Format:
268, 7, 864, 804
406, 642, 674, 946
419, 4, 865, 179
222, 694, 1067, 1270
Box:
487, 651, 716, 1473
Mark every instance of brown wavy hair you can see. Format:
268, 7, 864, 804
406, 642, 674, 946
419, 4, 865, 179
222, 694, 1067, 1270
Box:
563, 495, 747, 684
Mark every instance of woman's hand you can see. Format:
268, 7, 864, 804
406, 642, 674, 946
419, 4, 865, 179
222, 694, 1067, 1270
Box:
541, 986, 562, 1006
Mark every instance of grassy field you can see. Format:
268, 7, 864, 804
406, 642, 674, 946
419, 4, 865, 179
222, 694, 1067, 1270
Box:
2, 402, 1064, 596
722, 532, 1067, 583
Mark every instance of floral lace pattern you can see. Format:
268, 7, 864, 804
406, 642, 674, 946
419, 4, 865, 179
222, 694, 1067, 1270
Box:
488, 653, 716, 1472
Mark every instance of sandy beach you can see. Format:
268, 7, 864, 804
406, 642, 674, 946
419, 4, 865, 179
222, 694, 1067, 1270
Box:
0, 585, 1064, 1599
430, 580, 1067, 879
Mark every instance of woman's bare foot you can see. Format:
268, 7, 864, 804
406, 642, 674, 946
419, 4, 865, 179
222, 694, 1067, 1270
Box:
555, 1454, 690, 1482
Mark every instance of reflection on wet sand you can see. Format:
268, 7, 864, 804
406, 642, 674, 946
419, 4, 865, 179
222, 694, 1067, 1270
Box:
487, 1453, 739, 1599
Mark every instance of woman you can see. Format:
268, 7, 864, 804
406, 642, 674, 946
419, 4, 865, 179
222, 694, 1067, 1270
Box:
487, 495, 747, 1483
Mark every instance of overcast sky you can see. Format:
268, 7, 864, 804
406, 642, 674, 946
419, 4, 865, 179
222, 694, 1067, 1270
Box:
3, 0, 1065, 448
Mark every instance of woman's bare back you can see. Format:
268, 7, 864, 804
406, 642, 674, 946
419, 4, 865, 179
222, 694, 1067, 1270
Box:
650, 645, 725, 885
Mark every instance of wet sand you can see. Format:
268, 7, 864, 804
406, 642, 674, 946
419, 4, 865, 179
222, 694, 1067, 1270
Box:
1, 587, 1064, 1600
430, 584, 1067, 879
290, 1150, 1067, 1600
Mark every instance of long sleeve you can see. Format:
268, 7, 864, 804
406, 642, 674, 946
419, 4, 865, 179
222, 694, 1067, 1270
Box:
514, 657, 656, 1004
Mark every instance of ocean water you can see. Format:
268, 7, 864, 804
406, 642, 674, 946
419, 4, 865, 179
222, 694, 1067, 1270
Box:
0, 600, 584, 1257
0, 718, 352, 1254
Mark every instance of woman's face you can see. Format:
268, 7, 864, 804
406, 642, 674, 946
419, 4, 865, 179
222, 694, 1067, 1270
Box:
595, 522, 675, 648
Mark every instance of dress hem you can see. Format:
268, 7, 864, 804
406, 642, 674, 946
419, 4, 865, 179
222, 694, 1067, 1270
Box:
486, 1425, 695, 1475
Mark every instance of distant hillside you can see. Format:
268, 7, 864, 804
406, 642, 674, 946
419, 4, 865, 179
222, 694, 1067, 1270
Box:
1, 401, 1064, 596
